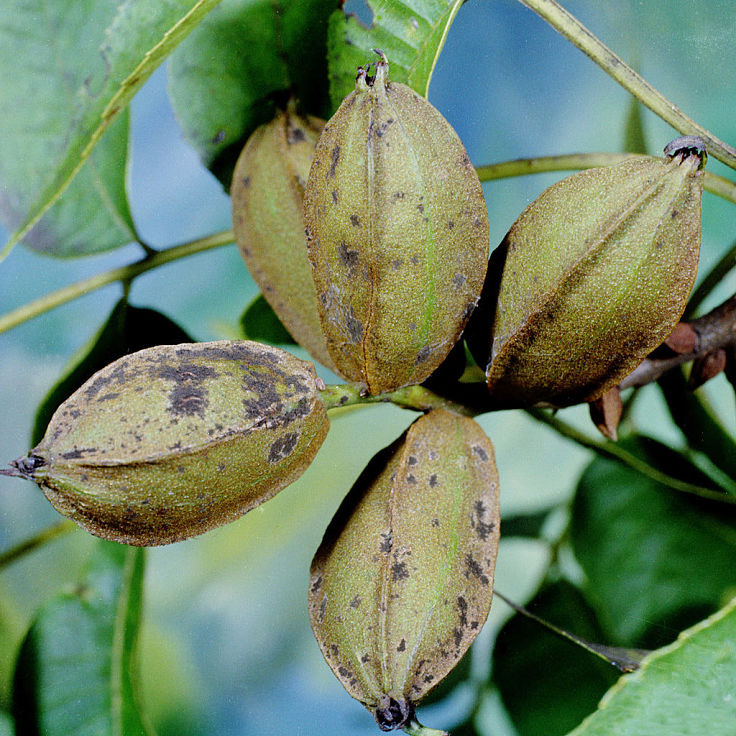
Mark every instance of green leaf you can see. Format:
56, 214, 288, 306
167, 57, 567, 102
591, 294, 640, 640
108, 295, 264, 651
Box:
0, 0, 223, 261
168, 0, 336, 186
0, 1, 137, 257
658, 368, 736, 485
239, 294, 296, 347
564, 596, 736, 736
327, 0, 464, 107
571, 441, 736, 646
493, 581, 619, 736
12, 541, 153, 736
497, 508, 552, 539
31, 299, 192, 446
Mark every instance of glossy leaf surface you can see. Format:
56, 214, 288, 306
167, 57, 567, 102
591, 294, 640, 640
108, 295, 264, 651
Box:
327, 0, 464, 106
565, 597, 736, 736
1, 0, 222, 257
571, 440, 736, 646
169, 0, 336, 185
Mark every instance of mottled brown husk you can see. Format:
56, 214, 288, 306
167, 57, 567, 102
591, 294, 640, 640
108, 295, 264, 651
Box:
308, 409, 499, 728
22, 341, 329, 545
475, 152, 703, 407
304, 58, 489, 394
231, 108, 337, 371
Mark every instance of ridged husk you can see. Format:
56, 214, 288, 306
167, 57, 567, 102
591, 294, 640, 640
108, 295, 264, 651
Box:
231, 106, 336, 371
16, 341, 329, 545
471, 151, 703, 407
309, 409, 499, 730
304, 55, 489, 394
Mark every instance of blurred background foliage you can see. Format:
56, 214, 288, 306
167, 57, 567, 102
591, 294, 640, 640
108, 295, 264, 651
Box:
1, 1, 736, 734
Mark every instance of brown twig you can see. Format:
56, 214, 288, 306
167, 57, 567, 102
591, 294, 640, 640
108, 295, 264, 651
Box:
620, 294, 736, 390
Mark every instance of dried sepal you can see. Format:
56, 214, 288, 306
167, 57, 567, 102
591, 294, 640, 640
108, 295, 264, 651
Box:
589, 387, 623, 441
689, 348, 727, 389
664, 322, 699, 355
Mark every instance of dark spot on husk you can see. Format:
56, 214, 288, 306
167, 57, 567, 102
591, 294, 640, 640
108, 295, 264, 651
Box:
453, 628, 463, 647
414, 345, 432, 365
407, 455, 417, 466
346, 308, 363, 343
453, 273, 466, 290
168, 384, 208, 418
338, 241, 359, 273
319, 595, 327, 622
391, 258, 403, 270
465, 554, 489, 585
374, 118, 394, 138
287, 125, 306, 144
349, 214, 361, 227
338, 666, 352, 678
350, 595, 362, 608
429, 474, 439, 487
472, 445, 489, 461
268, 432, 299, 462
471, 500, 496, 540
332, 189, 338, 204
392, 561, 409, 581
97, 392, 120, 402
84, 362, 129, 397
410, 254, 419, 265
361, 654, 370, 663
397, 639, 406, 652
158, 363, 219, 385
329, 145, 340, 178
423, 674, 434, 683
457, 596, 468, 627
447, 220, 454, 229
59, 447, 97, 460
431, 518, 440, 527
380, 531, 393, 553
406, 474, 416, 484
331, 644, 339, 658
311, 576, 322, 593
241, 176, 251, 188
392, 191, 405, 202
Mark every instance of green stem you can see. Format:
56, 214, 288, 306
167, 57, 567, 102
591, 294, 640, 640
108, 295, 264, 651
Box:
0, 520, 76, 570
517, 0, 736, 170
0, 229, 234, 335
527, 407, 736, 503
476, 153, 736, 206
5, 148, 735, 339
320, 382, 476, 416
402, 719, 448, 736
